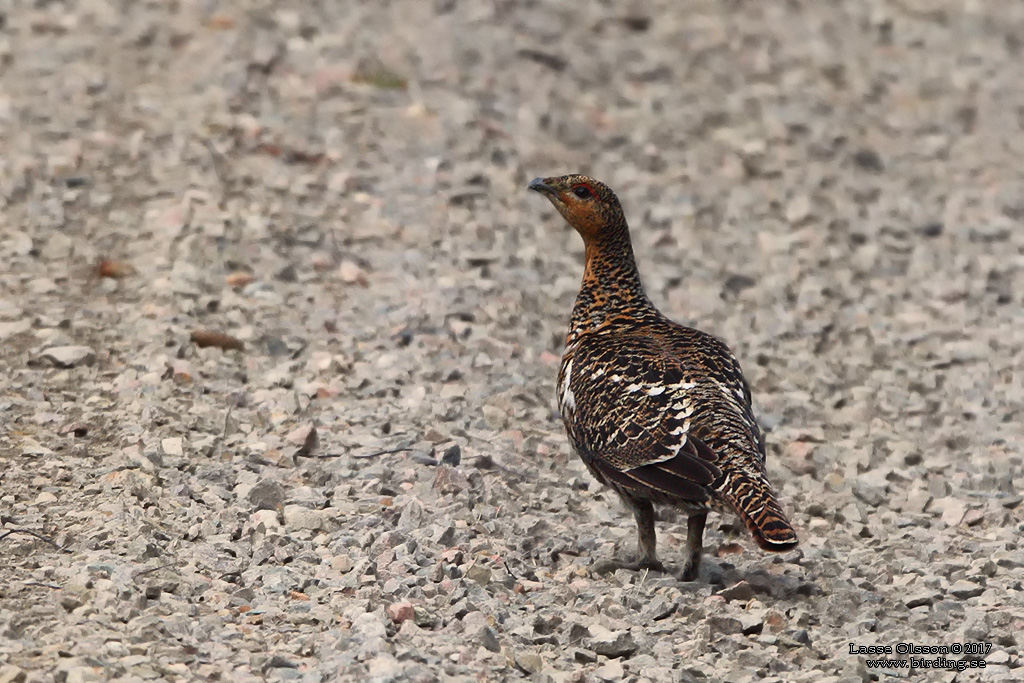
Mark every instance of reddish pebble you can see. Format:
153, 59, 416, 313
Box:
387, 601, 415, 624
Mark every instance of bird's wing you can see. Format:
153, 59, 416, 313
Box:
567, 333, 724, 502
661, 322, 766, 462
569, 327, 796, 550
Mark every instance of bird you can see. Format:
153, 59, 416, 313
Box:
528, 173, 798, 581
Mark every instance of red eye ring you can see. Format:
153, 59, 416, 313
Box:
572, 184, 594, 199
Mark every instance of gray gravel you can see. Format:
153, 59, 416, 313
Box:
2, 1, 1024, 681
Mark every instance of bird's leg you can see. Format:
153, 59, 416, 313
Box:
628, 499, 665, 571
593, 498, 666, 574
679, 511, 707, 582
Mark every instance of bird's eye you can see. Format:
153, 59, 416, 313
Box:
572, 185, 593, 199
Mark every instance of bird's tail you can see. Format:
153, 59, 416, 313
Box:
720, 472, 799, 551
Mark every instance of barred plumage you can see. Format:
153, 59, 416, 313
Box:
530, 174, 798, 581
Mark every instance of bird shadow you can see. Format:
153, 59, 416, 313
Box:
587, 553, 820, 601
707, 563, 821, 600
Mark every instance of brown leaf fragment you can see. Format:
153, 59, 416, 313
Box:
282, 148, 324, 165
255, 142, 324, 165
225, 271, 254, 288
190, 330, 245, 351
96, 260, 136, 279
164, 359, 194, 384
205, 14, 236, 30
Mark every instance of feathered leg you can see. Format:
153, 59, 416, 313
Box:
591, 497, 666, 574
627, 498, 666, 571
679, 511, 707, 581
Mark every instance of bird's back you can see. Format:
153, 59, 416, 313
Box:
560, 311, 798, 551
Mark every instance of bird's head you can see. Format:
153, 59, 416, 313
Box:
528, 174, 625, 244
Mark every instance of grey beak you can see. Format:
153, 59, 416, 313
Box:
528, 177, 555, 195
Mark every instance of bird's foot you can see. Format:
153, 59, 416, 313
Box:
591, 557, 667, 575
677, 559, 700, 582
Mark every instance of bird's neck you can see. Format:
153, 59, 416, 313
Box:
568, 229, 654, 342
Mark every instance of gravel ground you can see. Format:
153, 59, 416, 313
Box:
2, 1, 1023, 681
